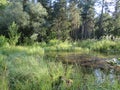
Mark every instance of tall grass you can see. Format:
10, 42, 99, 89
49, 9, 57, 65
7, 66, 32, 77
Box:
0, 46, 44, 56
39, 39, 90, 53
0, 54, 9, 90
7, 56, 49, 90
75, 39, 120, 54
39, 39, 120, 54
0, 39, 120, 90
0, 46, 73, 90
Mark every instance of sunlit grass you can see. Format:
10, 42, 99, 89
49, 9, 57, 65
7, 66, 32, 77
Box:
40, 39, 120, 54
75, 39, 120, 54
0, 46, 44, 56
0, 39, 120, 90
0, 46, 73, 90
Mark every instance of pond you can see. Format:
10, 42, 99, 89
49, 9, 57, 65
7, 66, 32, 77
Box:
44, 51, 120, 89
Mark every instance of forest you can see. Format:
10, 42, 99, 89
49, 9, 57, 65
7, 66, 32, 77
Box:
0, 0, 120, 43
0, 0, 120, 90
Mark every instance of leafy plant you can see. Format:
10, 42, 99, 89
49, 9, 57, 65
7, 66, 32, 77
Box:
8, 22, 21, 46
0, 35, 8, 47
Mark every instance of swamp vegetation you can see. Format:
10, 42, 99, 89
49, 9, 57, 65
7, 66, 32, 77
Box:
0, 40, 120, 90
0, 0, 120, 90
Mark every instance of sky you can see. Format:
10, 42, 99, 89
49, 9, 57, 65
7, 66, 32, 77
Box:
95, 0, 115, 15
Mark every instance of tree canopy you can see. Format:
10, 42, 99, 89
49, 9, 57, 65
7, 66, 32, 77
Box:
0, 0, 120, 43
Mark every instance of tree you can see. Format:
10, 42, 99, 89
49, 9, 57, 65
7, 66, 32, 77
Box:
0, 0, 7, 16
94, 0, 115, 38
38, 0, 49, 8
113, 0, 120, 36
95, 13, 114, 37
0, 0, 7, 8
0, 2, 30, 37
0, 2, 47, 43
96, 0, 106, 38
51, 0, 70, 40
68, 1, 81, 40
79, 0, 95, 39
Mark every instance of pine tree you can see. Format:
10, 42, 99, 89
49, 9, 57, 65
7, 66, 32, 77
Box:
79, 0, 95, 39
51, 0, 70, 40
113, 0, 120, 36
68, 0, 81, 40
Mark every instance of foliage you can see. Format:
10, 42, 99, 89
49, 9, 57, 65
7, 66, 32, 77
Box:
113, 0, 120, 36
50, 0, 71, 40
95, 13, 114, 38
76, 39, 96, 48
40, 39, 89, 53
113, 16, 120, 36
0, 35, 8, 47
0, 0, 7, 8
0, 46, 120, 90
91, 39, 116, 52
78, 0, 95, 39
23, 37, 35, 46
0, 2, 30, 36
0, 0, 120, 43
0, 46, 44, 56
75, 39, 120, 54
1, 2, 29, 27
0, 2, 47, 43
0, 46, 73, 90
8, 56, 48, 90
25, 2, 47, 31
68, 1, 82, 40
1, 0, 120, 89
8, 22, 21, 45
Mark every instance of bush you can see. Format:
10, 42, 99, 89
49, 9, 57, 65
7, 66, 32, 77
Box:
76, 39, 96, 48
48, 39, 61, 46
0, 2, 47, 44
0, 35, 8, 47
8, 22, 21, 46
90, 39, 116, 52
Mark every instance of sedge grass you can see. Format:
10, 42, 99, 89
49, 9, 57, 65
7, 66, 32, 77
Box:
0, 44, 120, 90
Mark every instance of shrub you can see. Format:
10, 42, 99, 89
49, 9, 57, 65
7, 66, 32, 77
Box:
76, 39, 96, 49
49, 39, 61, 46
0, 35, 8, 47
90, 39, 116, 52
8, 22, 21, 46
23, 37, 35, 46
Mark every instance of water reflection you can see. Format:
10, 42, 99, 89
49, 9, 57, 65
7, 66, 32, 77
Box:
94, 68, 116, 84
109, 69, 115, 84
94, 68, 105, 84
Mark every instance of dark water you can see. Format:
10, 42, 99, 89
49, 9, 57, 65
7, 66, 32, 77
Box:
44, 51, 120, 84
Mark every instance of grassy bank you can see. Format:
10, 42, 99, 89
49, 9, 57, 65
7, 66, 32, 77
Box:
39, 39, 120, 54
0, 46, 73, 90
39, 39, 89, 53
0, 45, 120, 90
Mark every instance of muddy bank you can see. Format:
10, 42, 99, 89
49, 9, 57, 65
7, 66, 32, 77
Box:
57, 54, 120, 73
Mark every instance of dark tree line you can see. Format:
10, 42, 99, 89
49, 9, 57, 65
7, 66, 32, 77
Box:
0, 0, 120, 44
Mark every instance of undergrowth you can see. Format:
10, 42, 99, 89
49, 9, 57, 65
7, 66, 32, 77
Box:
0, 39, 120, 90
